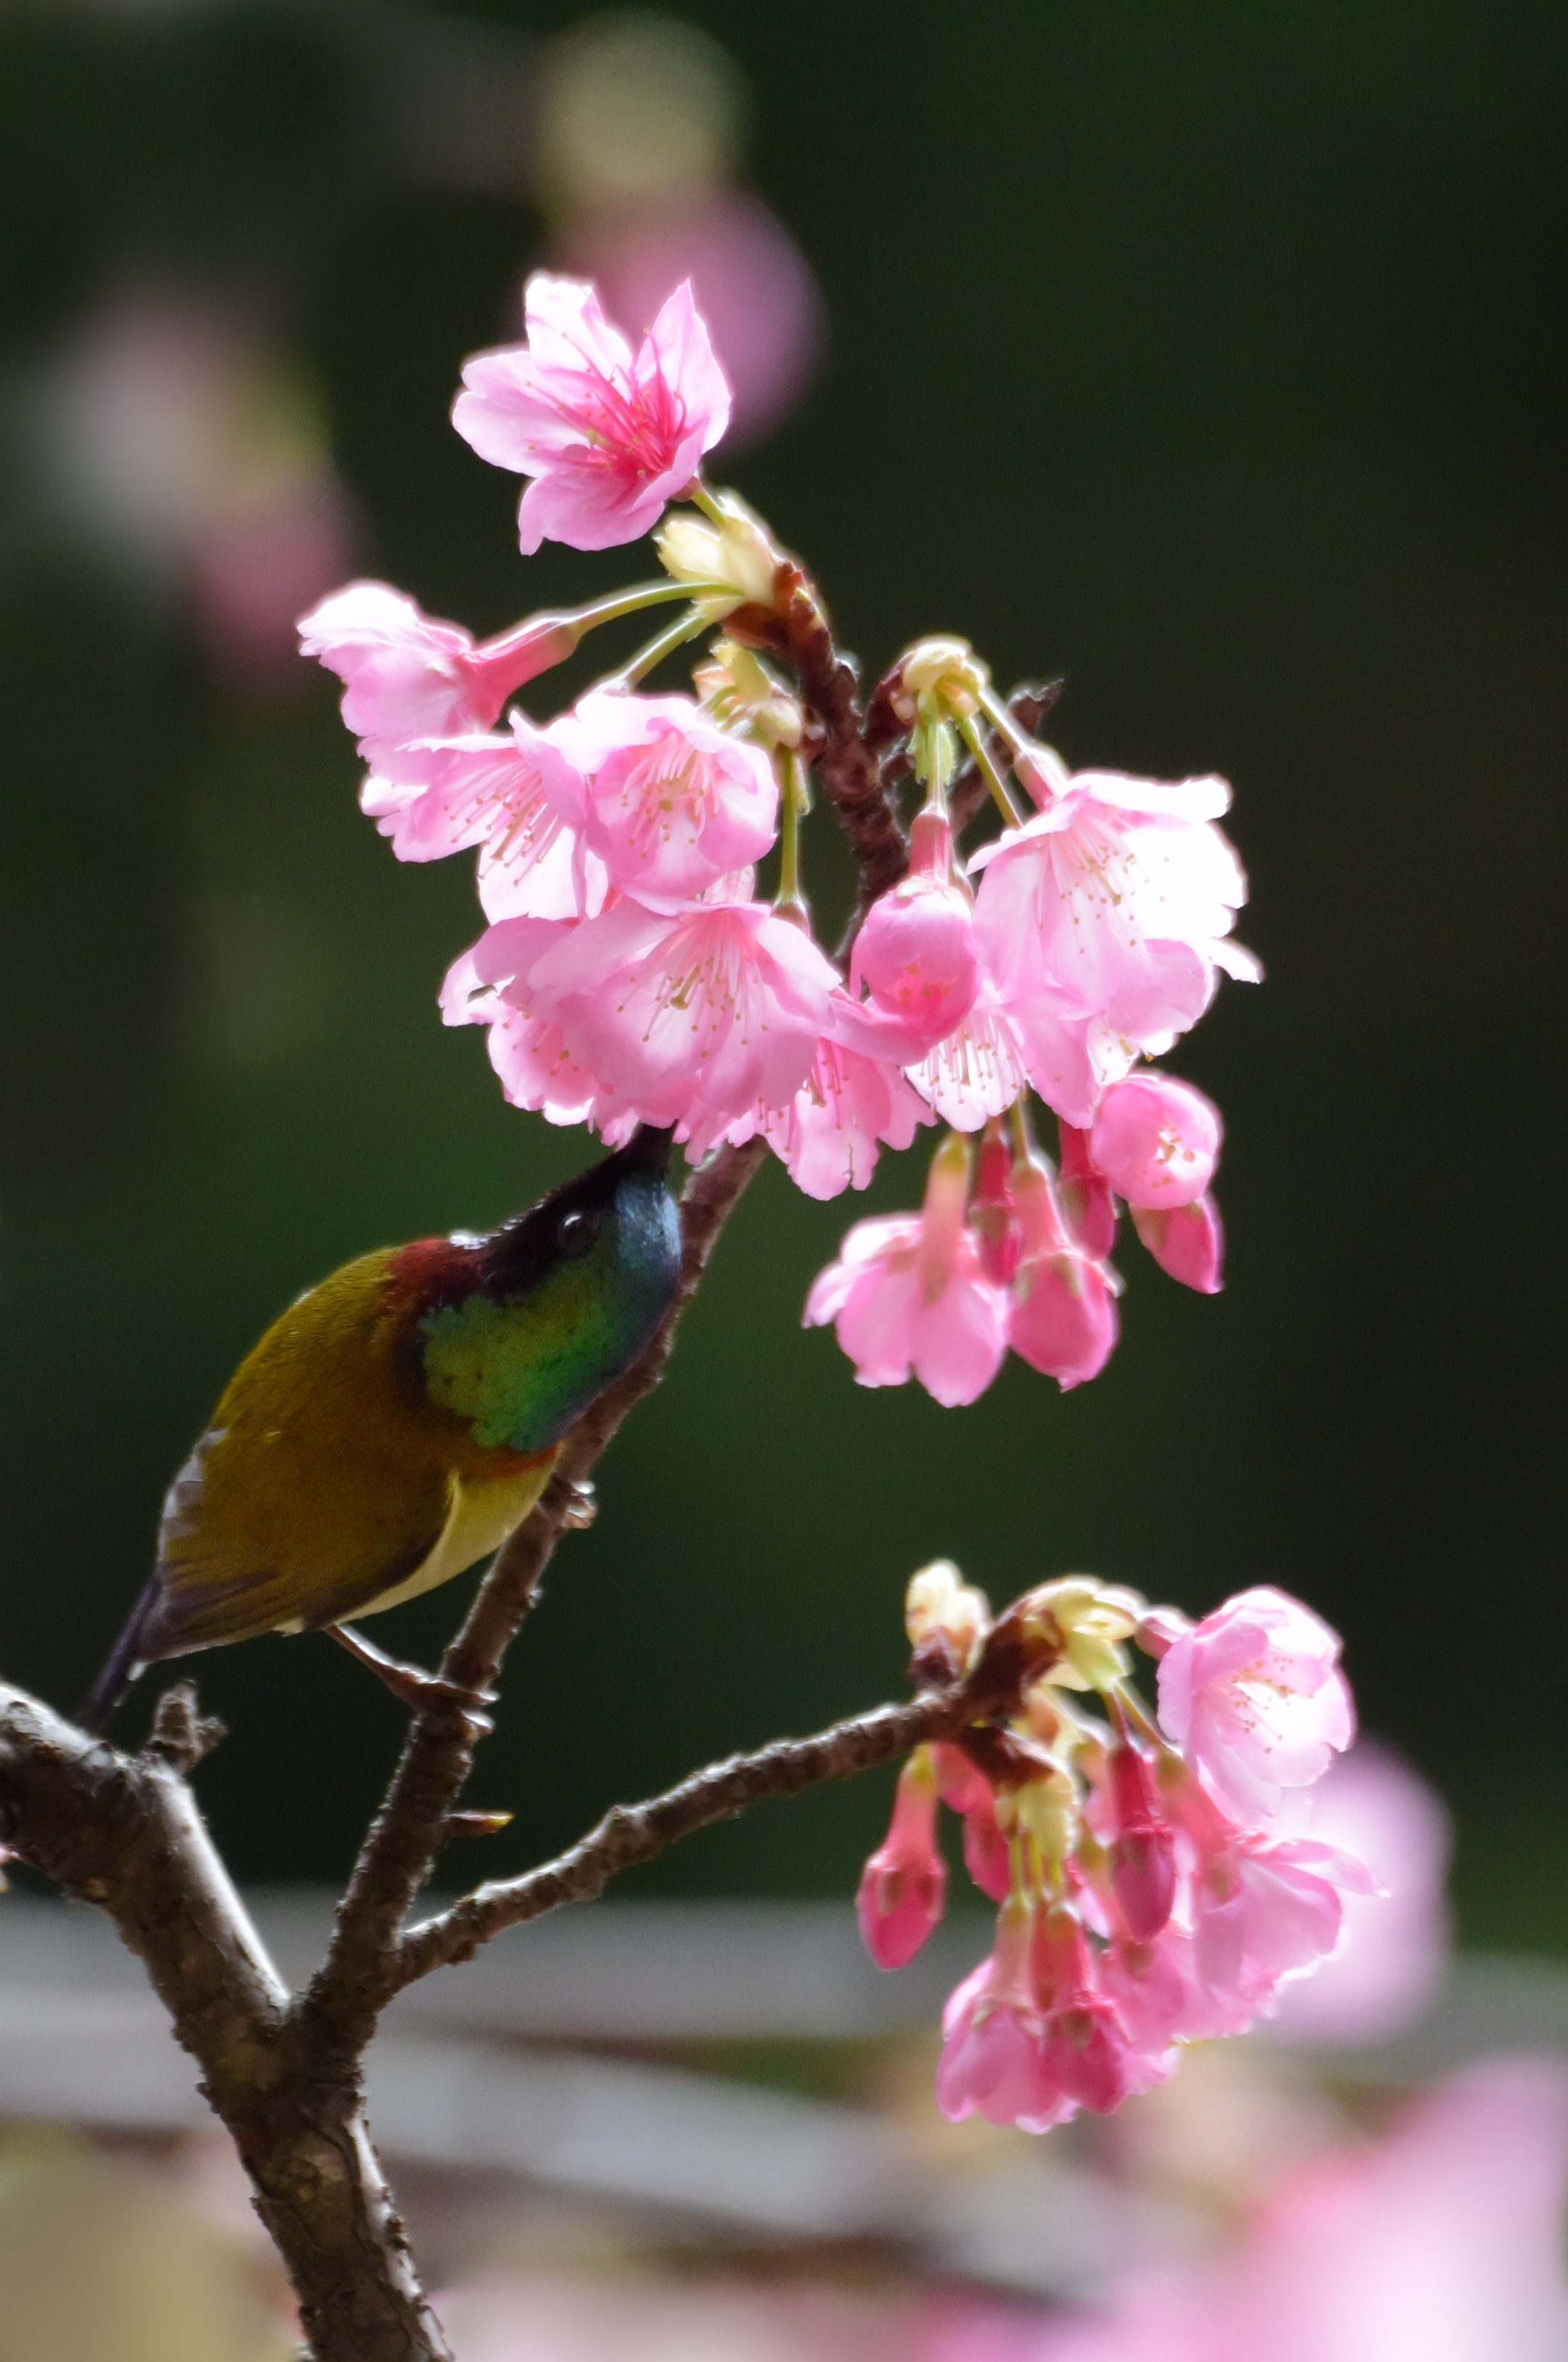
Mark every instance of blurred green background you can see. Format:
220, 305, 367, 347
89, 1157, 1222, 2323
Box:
1, 0, 1563, 1945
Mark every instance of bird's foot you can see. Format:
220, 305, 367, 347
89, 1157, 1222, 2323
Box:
560, 1479, 597, 1531
328, 1625, 496, 1731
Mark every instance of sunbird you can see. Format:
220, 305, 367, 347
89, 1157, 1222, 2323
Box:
83, 1126, 682, 1732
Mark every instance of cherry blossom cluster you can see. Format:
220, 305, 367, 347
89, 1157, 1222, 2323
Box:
860, 1565, 1370, 2131
299, 271, 1257, 1409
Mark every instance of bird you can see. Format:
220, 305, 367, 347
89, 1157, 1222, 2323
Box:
81, 1125, 682, 1733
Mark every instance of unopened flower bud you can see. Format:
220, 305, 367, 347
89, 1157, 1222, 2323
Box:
897, 635, 990, 722
1014, 1577, 1146, 1693
905, 1558, 992, 1672
656, 493, 781, 620
692, 639, 802, 747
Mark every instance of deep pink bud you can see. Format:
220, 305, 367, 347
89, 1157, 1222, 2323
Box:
1089, 1071, 1220, 1209
1056, 1120, 1118, 1259
1133, 1193, 1225, 1292
969, 1124, 1021, 1286
1102, 1733, 1178, 1940
857, 1749, 947, 1969
1008, 1153, 1119, 1389
847, 811, 981, 1059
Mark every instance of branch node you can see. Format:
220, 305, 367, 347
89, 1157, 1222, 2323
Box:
143, 1682, 226, 1773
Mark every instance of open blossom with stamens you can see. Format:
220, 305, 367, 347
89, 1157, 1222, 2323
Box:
524, 875, 838, 1150
440, 919, 637, 1141
900, 986, 1033, 1132
452, 275, 730, 554
970, 751, 1259, 1125
1157, 1585, 1356, 1818
749, 1031, 929, 1199
803, 1134, 1010, 1405
549, 689, 778, 907
1090, 1071, 1221, 1207
298, 580, 575, 764
358, 715, 591, 925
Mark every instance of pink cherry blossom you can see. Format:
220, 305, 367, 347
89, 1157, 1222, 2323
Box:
525, 880, 837, 1148
932, 1744, 1011, 1902
359, 715, 591, 925
298, 580, 573, 763
1270, 1741, 1450, 2047
1132, 1195, 1225, 1292
553, 689, 778, 906
970, 751, 1259, 1123
1089, 1071, 1220, 1208
936, 1897, 1072, 2133
1032, 1903, 1173, 2114
803, 1135, 1010, 1406
902, 988, 1033, 1131
857, 1749, 948, 1969
452, 274, 730, 553
753, 1033, 929, 1199
1006, 1153, 1119, 1391
846, 812, 981, 1059
1157, 1585, 1356, 1820
440, 920, 638, 1142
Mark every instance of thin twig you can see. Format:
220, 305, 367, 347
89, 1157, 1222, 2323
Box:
394, 1681, 977, 1986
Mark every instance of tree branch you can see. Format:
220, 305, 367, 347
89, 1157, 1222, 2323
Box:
393, 1679, 983, 1987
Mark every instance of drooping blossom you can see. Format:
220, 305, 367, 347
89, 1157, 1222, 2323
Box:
526, 876, 837, 1151
857, 1748, 947, 1969
1157, 1585, 1355, 1820
803, 1134, 1010, 1406
452, 274, 730, 552
550, 688, 778, 905
1007, 1151, 1119, 1392
298, 581, 575, 766
751, 1032, 929, 1199
865, 1567, 1370, 2135
441, 919, 638, 1142
1056, 1118, 1118, 1260
1089, 1071, 1221, 1208
356, 714, 589, 925
970, 751, 1259, 1127
900, 989, 1034, 1132
1133, 1196, 1224, 1293
1270, 1741, 1451, 2047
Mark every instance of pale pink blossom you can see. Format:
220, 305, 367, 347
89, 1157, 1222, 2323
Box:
1090, 1072, 1220, 1208
969, 751, 1259, 1124
1270, 1741, 1451, 2046
803, 1135, 1010, 1407
526, 880, 836, 1146
1133, 1196, 1224, 1293
452, 274, 730, 552
1158, 1585, 1356, 1820
936, 1897, 1072, 2133
845, 812, 981, 1060
440, 920, 638, 1142
1007, 1153, 1119, 1391
358, 715, 590, 924
901, 989, 1033, 1132
298, 580, 573, 763
754, 1034, 929, 1199
857, 1750, 947, 1969
553, 689, 777, 906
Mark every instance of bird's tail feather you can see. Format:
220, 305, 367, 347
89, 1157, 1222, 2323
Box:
78, 1577, 161, 1735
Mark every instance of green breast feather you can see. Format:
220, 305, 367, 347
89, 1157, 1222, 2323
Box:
418, 1156, 680, 1452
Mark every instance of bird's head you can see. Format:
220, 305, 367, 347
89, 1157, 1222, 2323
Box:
412, 1127, 684, 1455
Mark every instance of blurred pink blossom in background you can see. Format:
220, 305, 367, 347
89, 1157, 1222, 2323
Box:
1271, 1740, 1453, 2046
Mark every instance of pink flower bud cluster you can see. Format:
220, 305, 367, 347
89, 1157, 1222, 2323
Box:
859, 1574, 1370, 2133
298, 271, 1253, 1403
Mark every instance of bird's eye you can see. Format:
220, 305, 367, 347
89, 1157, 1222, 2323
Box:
556, 1209, 598, 1259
